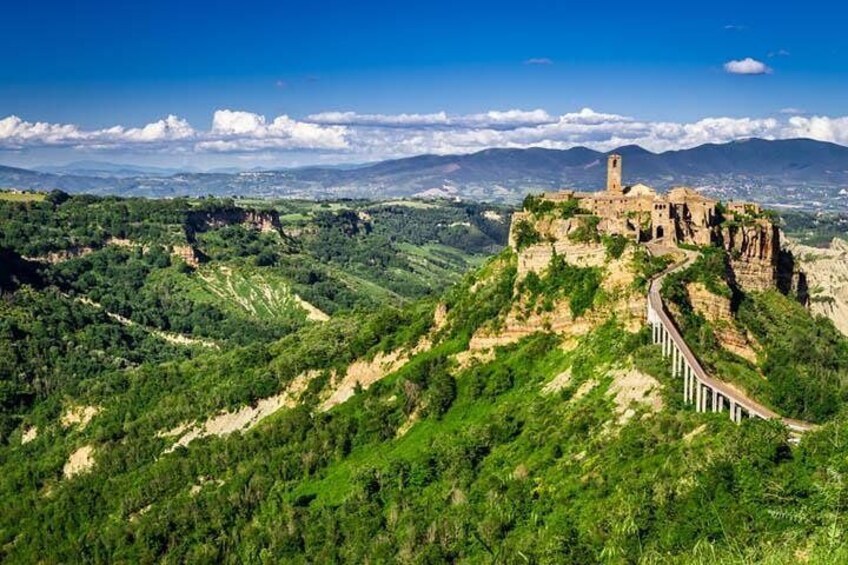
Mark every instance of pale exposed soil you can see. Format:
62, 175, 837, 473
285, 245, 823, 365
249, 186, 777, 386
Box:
21, 426, 38, 444
61, 404, 100, 429
482, 210, 504, 223
542, 369, 573, 395
63, 445, 95, 478
76, 296, 219, 349
293, 295, 330, 321
319, 338, 431, 412
570, 379, 598, 403
163, 370, 320, 452
683, 424, 707, 443
396, 406, 423, 438
433, 303, 448, 331
451, 348, 496, 371
607, 367, 663, 425
189, 476, 225, 496
163, 309, 440, 450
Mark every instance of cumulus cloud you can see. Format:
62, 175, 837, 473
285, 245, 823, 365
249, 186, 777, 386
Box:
0, 114, 195, 149
305, 109, 555, 129
724, 58, 772, 75
306, 111, 451, 127
783, 115, 848, 145
0, 111, 347, 153
3, 107, 848, 161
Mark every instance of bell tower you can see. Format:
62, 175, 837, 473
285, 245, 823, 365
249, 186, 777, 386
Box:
607, 154, 622, 194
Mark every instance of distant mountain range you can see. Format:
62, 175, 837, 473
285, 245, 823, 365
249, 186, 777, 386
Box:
32, 160, 192, 178
3, 138, 848, 209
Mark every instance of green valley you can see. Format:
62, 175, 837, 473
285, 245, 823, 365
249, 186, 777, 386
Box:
3, 189, 848, 563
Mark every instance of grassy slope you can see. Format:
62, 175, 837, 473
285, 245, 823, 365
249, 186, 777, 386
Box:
0, 191, 46, 202
663, 249, 848, 423
4, 249, 848, 562
167, 263, 313, 321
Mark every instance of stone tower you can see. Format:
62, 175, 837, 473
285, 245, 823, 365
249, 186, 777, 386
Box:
607, 154, 622, 193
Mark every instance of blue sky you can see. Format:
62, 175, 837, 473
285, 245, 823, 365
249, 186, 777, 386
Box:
2, 0, 847, 169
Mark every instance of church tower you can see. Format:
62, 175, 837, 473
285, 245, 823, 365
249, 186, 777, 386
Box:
607, 154, 622, 194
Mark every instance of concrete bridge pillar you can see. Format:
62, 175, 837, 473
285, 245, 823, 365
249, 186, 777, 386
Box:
695, 380, 702, 412
688, 368, 694, 404
686, 368, 694, 404
672, 347, 679, 377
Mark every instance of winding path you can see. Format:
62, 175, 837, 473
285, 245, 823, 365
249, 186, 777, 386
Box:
646, 250, 814, 433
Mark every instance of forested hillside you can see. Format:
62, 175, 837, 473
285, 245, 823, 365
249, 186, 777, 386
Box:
2, 192, 848, 562
0, 192, 509, 441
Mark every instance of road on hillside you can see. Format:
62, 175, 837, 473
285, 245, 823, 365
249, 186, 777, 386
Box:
647, 247, 814, 433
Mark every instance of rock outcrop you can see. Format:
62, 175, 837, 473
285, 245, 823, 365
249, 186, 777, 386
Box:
473, 215, 646, 351
171, 244, 201, 268
785, 237, 848, 336
686, 282, 758, 362
509, 214, 608, 280
720, 221, 780, 292
185, 208, 283, 240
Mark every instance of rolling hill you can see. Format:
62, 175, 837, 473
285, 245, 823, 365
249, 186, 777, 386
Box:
3, 138, 848, 209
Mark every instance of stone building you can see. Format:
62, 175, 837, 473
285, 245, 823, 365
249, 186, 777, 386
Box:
540, 154, 718, 246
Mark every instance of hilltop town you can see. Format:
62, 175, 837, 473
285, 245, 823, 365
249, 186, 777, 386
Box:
511, 154, 804, 295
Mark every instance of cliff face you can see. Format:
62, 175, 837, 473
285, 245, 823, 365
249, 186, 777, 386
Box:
686, 282, 758, 362
473, 213, 646, 351
785, 237, 848, 336
171, 244, 202, 268
720, 221, 780, 292
185, 208, 282, 240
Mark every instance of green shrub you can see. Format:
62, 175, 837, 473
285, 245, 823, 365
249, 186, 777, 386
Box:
518, 253, 601, 318
568, 215, 601, 244
602, 234, 628, 259
513, 219, 542, 251
522, 194, 555, 215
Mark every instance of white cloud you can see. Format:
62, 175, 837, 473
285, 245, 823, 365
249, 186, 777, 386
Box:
3, 107, 848, 161
0, 114, 196, 149
306, 111, 450, 127
779, 107, 805, 115
724, 58, 772, 75
120, 115, 195, 142
0, 111, 346, 153
783, 116, 848, 145
305, 109, 554, 129
524, 57, 553, 65
208, 110, 348, 151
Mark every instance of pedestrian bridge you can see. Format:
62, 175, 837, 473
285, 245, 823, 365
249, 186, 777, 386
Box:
646, 255, 814, 434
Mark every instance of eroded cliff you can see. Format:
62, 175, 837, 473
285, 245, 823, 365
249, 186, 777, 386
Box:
720, 220, 780, 292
